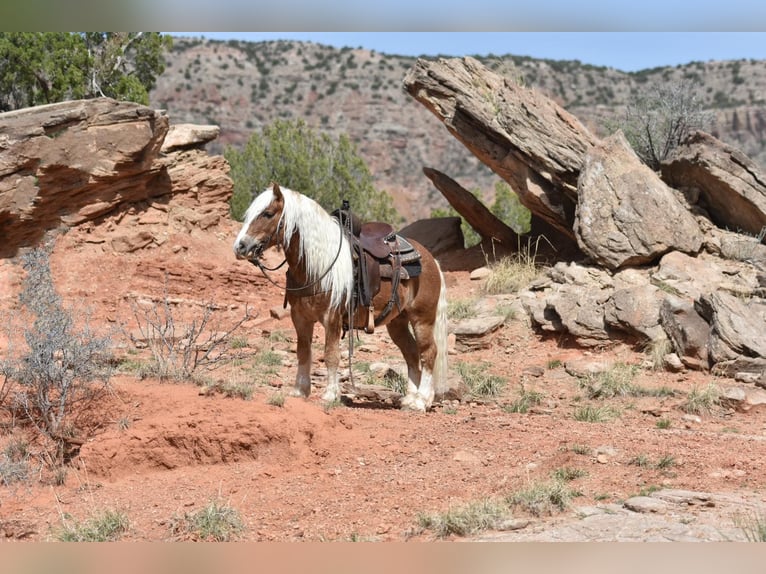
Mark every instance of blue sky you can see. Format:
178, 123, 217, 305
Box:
173, 32, 766, 73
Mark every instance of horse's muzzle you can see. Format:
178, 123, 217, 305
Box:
234, 238, 263, 261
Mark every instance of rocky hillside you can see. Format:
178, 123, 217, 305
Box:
150, 36, 766, 223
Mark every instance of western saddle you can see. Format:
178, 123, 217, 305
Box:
333, 203, 422, 334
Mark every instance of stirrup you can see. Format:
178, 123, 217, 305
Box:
365, 305, 375, 334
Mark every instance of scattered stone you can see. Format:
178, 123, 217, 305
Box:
469, 267, 492, 281
623, 496, 670, 514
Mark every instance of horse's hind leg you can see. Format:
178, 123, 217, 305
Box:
290, 312, 314, 398
385, 315, 427, 412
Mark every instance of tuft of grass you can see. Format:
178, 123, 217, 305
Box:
503, 385, 544, 413
681, 383, 721, 416
229, 336, 249, 349
656, 418, 671, 429
580, 363, 641, 399
1, 438, 30, 486
255, 349, 284, 367
417, 497, 511, 538
628, 454, 651, 468
547, 358, 563, 369
0, 455, 29, 486
573, 404, 618, 423
54, 509, 129, 542
456, 361, 506, 399
506, 479, 577, 517
267, 392, 285, 407
380, 368, 408, 395
322, 398, 343, 413
220, 381, 255, 400
172, 499, 244, 542
551, 467, 588, 482
655, 454, 676, 470
447, 298, 478, 321
644, 337, 673, 371
570, 444, 592, 456
735, 511, 766, 542
483, 241, 542, 295
267, 330, 290, 343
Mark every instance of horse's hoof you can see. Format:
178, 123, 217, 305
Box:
321, 390, 340, 403
289, 387, 310, 398
400, 394, 427, 412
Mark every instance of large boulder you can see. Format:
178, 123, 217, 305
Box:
403, 56, 596, 247
574, 131, 703, 270
661, 131, 766, 238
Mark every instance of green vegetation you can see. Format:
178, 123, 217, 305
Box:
54, 509, 130, 542
447, 298, 479, 320
431, 181, 531, 248
171, 499, 244, 541
417, 478, 577, 538
0, 247, 112, 458
0, 32, 172, 110
483, 240, 542, 295
456, 361, 506, 399
681, 383, 721, 416
573, 405, 618, 423
735, 512, 766, 542
503, 385, 544, 414
267, 391, 286, 407
226, 118, 398, 223
606, 80, 711, 171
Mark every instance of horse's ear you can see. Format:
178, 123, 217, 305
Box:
271, 182, 282, 199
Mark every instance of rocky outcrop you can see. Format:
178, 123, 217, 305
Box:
575, 132, 703, 269
405, 56, 766, 380
403, 56, 598, 247
0, 98, 232, 258
661, 131, 766, 237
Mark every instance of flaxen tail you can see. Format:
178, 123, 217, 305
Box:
432, 261, 449, 397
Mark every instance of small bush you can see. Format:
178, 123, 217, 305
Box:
580, 363, 640, 399
607, 80, 711, 171
380, 368, 407, 395
0, 247, 112, 456
127, 276, 253, 382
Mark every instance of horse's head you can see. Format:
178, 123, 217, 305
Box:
233, 182, 286, 261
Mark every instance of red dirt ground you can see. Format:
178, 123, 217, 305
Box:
2, 218, 766, 542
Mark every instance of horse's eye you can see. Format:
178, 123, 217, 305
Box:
261, 211, 274, 220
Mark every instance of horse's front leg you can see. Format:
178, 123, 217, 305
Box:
321, 312, 343, 403
290, 311, 314, 398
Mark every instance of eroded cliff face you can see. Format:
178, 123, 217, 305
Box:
0, 98, 232, 258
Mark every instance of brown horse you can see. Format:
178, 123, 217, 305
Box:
233, 183, 448, 412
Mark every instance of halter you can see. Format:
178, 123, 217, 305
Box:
249, 214, 346, 296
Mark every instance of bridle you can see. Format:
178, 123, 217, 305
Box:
248, 214, 347, 295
